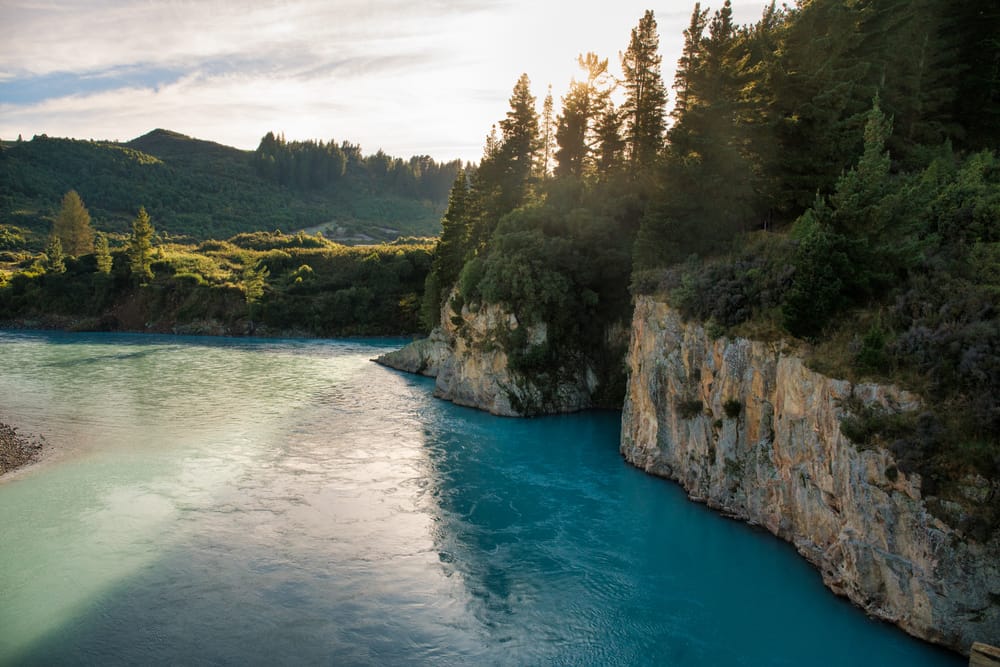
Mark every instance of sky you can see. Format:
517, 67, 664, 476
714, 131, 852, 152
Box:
0, 0, 769, 164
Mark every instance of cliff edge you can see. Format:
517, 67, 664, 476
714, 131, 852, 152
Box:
621, 295, 999, 654
375, 293, 599, 416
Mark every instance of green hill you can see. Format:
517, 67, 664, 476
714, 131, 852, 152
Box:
0, 129, 460, 246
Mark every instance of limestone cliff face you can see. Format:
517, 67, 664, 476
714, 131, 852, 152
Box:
621, 296, 1000, 654
376, 295, 597, 416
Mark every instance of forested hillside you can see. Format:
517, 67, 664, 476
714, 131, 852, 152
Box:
0, 129, 461, 244
420, 0, 999, 522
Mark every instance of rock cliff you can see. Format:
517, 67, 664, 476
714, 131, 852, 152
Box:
375, 295, 598, 416
621, 295, 999, 654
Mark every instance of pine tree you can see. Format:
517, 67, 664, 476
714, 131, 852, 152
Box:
772, 0, 871, 212
555, 82, 591, 178
639, 0, 756, 268
94, 233, 112, 274
54, 190, 94, 257
555, 53, 615, 179
953, 1, 1000, 149
497, 73, 540, 205
621, 10, 668, 172
434, 169, 472, 292
44, 235, 66, 274
857, 0, 961, 162
832, 94, 893, 233
242, 262, 269, 305
671, 3, 709, 129
594, 103, 625, 177
539, 86, 557, 178
128, 207, 155, 283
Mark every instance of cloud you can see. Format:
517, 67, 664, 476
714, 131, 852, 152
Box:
0, 0, 502, 77
0, 0, 770, 162
0, 64, 493, 160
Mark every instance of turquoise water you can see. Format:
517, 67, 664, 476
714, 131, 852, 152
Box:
0, 331, 961, 666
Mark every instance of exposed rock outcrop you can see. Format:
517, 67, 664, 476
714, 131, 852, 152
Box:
621, 295, 1000, 654
375, 294, 598, 416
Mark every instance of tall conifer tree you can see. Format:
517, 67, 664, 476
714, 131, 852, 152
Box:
54, 190, 94, 257
539, 86, 557, 178
94, 233, 112, 274
621, 10, 667, 172
128, 207, 155, 283
498, 73, 540, 205
44, 235, 66, 274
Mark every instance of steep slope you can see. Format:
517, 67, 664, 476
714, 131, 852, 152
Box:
376, 290, 604, 416
621, 296, 1000, 654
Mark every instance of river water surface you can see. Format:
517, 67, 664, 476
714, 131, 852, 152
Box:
0, 331, 962, 666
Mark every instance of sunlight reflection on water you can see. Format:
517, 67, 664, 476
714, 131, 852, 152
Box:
0, 331, 963, 666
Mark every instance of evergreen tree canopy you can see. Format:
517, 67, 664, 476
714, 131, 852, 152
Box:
94, 232, 112, 274
539, 87, 557, 178
497, 73, 541, 208
621, 10, 668, 171
128, 206, 155, 283
555, 53, 615, 179
54, 190, 94, 257
43, 235, 66, 274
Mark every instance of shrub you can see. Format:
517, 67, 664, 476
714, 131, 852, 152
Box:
723, 399, 742, 419
173, 272, 207, 287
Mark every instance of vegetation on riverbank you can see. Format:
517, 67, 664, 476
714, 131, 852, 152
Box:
0, 223, 433, 337
417, 1, 998, 523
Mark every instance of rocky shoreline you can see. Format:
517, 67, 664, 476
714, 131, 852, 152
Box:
0, 420, 43, 476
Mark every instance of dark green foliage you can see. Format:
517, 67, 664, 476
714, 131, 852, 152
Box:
839, 399, 918, 452
855, 323, 890, 374
0, 130, 459, 242
780, 211, 852, 338
43, 236, 65, 275
950, 2, 1000, 151
723, 399, 742, 419
421, 170, 472, 325
495, 74, 541, 211
252, 131, 459, 202
651, 234, 793, 331
0, 225, 26, 251
554, 53, 615, 180
94, 233, 112, 274
621, 10, 668, 171
453, 178, 635, 409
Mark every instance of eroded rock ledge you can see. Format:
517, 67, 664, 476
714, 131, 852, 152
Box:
375, 294, 597, 416
621, 295, 999, 654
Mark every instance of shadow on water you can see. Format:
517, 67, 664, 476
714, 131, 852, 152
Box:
43, 347, 177, 367
3, 344, 965, 667
415, 405, 964, 667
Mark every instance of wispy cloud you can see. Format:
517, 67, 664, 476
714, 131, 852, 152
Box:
1, 0, 501, 76
0, 0, 768, 161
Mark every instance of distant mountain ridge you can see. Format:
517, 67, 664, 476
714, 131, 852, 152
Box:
126, 128, 246, 161
0, 129, 460, 245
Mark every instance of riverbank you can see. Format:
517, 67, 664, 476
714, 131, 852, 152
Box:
0, 420, 43, 476
0, 316, 422, 340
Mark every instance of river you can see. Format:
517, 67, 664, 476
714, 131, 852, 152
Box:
0, 330, 962, 665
